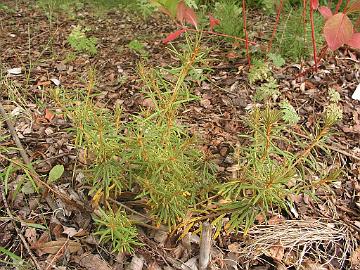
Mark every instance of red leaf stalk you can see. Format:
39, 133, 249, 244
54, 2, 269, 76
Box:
242, 0, 250, 65
335, 0, 343, 13
309, 2, 318, 71
267, 0, 284, 52
303, 0, 307, 36
343, 0, 351, 13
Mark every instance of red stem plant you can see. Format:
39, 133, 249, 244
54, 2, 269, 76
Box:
157, 0, 360, 74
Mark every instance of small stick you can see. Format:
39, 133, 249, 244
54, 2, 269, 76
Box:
199, 221, 212, 270
0, 101, 30, 164
0, 185, 42, 270
0, 100, 90, 212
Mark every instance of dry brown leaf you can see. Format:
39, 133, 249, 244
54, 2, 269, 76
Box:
78, 253, 113, 270
127, 255, 144, 270
302, 260, 328, 270
62, 226, 88, 237
350, 247, 360, 267
33, 238, 81, 254
24, 228, 37, 245
267, 241, 284, 262
147, 261, 161, 270
228, 243, 240, 253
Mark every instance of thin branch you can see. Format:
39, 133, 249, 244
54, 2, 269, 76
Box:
0, 185, 42, 270
0, 99, 90, 212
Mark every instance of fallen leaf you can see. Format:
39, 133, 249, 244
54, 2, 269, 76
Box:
78, 253, 113, 270
32, 238, 81, 254
351, 247, 360, 267
63, 226, 88, 237
267, 241, 284, 262
45, 109, 55, 121
50, 78, 61, 86
128, 255, 144, 270
7, 67, 22, 75
228, 243, 240, 253
25, 228, 37, 245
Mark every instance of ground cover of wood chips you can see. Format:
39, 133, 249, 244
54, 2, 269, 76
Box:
1, 1, 360, 269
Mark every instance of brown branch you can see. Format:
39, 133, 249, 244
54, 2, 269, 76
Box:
0, 100, 91, 212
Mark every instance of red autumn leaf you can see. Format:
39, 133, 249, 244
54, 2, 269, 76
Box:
347, 32, 360, 49
347, 0, 360, 13
176, 0, 198, 28
311, 0, 319, 10
163, 28, 187, 44
323, 13, 353, 50
209, 14, 220, 31
318, 6, 333, 20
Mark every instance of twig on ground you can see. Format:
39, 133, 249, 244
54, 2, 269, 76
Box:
0, 185, 42, 270
0, 100, 30, 164
0, 99, 90, 213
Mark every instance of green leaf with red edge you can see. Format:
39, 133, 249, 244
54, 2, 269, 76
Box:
346, 33, 360, 48
176, 0, 198, 28
163, 28, 187, 44
151, 0, 179, 17
323, 13, 353, 50
209, 14, 220, 31
346, 0, 360, 14
318, 6, 333, 20
311, 0, 319, 10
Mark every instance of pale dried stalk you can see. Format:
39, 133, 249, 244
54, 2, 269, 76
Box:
237, 219, 355, 269
199, 221, 212, 270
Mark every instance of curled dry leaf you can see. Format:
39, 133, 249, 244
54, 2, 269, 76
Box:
7, 67, 22, 75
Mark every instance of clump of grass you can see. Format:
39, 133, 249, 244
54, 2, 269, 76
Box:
273, 8, 324, 61
128, 39, 149, 59
67, 26, 97, 56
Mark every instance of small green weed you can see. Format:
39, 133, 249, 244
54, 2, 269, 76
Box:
67, 26, 97, 56
0, 3, 14, 12
213, 0, 244, 38
36, 0, 84, 19
247, 0, 275, 12
128, 39, 149, 59
248, 58, 272, 84
93, 208, 140, 253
